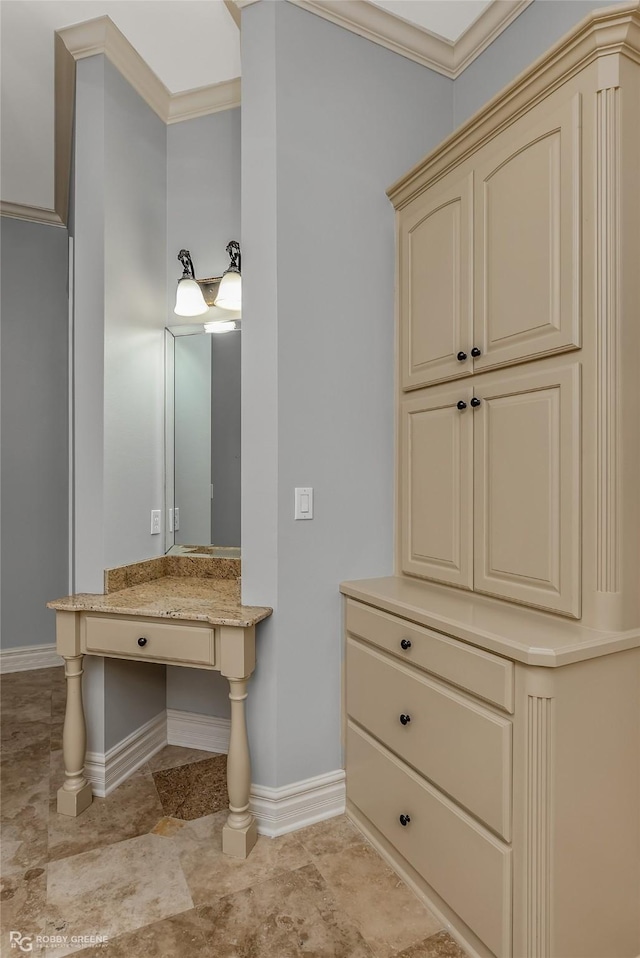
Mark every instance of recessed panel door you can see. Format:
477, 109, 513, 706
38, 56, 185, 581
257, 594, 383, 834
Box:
400, 384, 473, 588
474, 92, 582, 372
399, 171, 473, 389
473, 363, 581, 617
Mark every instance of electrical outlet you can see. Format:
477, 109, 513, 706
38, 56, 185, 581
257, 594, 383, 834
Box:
168, 508, 174, 533
174, 507, 180, 531
150, 510, 161, 535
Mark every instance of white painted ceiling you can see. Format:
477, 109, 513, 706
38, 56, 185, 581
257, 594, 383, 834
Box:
0, 0, 492, 212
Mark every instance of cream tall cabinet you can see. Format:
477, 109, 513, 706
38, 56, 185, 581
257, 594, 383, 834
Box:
342, 6, 640, 958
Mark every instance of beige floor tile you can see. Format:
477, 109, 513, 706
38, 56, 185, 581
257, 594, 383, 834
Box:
1, 691, 52, 725
395, 930, 469, 957
144, 745, 216, 773
0, 864, 48, 949
48, 753, 165, 862
193, 863, 375, 958
171, 809, 312, 903
70, 906, 215, 958
296, 813, 368, 858
2, 720, 52, 754
1, 752, 51, 870
45, 833, 193, 957
314, 841, 442, 958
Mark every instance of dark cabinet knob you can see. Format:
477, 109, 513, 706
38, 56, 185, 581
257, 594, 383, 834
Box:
470, 397, 481, 407
457, 400, 467, 410
137, 637, 148, 647
399, 814, 411, 827
399, 714, 411, 726
400, 638, 412, 651
471, 346, 482, 357
456, 351, 467, 362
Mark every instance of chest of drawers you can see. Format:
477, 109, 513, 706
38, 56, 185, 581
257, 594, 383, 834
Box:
343, 595, 640, 958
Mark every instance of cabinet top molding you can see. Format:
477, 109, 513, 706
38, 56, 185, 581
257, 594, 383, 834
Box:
388, 1, 640, 211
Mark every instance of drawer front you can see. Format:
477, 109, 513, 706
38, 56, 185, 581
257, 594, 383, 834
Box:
347, 638, 511, 840
346, 599, 514, 712
83, 615, 215, 666
347, 722, 512, 958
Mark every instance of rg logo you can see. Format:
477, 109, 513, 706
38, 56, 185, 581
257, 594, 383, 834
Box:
9, 932, 33, 952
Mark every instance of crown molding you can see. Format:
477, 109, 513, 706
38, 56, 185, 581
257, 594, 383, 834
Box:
167, 78, 241, 124
291, 0, 456, 75
454, 0, 535, 75
20, 15, 242, 227
0, 201, 65, 228
263, 0, 534, 79
57, 16, 170, 121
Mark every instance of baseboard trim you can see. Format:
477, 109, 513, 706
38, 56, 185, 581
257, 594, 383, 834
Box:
85, 712, 167, 798
250, 769, 346, 837
0, 644, 63, 673
166, 708, 230, 753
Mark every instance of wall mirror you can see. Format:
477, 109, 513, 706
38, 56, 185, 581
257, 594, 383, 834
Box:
164, 322, 241, 556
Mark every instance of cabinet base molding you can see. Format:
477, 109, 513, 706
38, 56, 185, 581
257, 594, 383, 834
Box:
0, 643, 63, 673
84, 712, 167, 798
347, 801, 492, 958
250, 770, 346, 838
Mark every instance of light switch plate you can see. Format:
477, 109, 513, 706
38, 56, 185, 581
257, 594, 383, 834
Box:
294, 487, 313, 520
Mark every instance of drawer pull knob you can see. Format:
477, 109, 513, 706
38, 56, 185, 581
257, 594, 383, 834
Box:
137, 637, 148, 647
456, 400, 467, 410
400, 638, 412, 651
399, 814, 411, 827
470, 397, 481, 407
399, 714, 411, 726
456, 351, 467, 362
471, 346, 482, 358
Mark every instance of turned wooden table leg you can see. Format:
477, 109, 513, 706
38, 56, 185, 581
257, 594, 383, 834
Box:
222, 674, 257, 858
57, 654, 93, 816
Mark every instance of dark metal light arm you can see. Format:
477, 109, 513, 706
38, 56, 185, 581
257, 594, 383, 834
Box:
177, 249, 196, 279
224, 240, 241, 274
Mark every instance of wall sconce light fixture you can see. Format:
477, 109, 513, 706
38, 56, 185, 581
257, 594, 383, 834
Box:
174, 242, 242, 317
213, 241, 242, 311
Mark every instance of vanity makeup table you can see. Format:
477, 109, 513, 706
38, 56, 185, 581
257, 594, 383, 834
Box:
48, 563, 271, 859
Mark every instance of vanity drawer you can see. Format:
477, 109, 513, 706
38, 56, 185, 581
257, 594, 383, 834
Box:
347, 638, 511, 840
347, 722, 512, 958
346, 599, 514, 712
83, 615, 215, 666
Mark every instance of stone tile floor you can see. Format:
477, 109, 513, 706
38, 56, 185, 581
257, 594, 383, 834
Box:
0, 667, 468, 958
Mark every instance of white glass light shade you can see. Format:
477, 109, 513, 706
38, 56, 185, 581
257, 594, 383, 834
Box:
174, 278, 208, 317
204, 320, 238, 334
213, 271, 242, 311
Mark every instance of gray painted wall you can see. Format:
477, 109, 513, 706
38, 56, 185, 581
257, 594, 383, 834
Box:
165, 108, 241, 718
211, 331, 241, 546
453, 0, 619, 125
2, 0, 616, 773
241, 1, 453, 787
166, 109, 241, 322
1, 217, 68, 650
74, 56, 167, 751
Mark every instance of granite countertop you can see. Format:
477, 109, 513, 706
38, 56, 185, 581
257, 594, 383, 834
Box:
48, 576, 272, 629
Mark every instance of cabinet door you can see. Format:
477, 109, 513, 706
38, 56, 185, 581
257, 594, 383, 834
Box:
473, 91, 582, 372
399, 171, 473, 390
400, 384, 473, 589
473, 364, 581, 617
